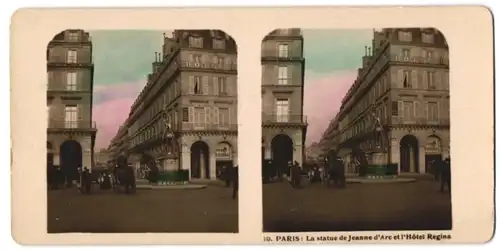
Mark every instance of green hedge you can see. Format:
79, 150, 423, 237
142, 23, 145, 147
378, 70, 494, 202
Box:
362, 163, 398, 176
157, 170, 190, 182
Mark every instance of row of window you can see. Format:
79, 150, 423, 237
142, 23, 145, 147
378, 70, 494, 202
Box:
188, 54, 233, 66
261, 43, 295, 58
47, 49, 79, 64
188, 36, 226, 50
398, 48, 447, 63
47, 104, 82, 128
401, 70, 440, 89
340, 100, 446, 141
47, 71, 79, 91
129, 74, 233, 138
346, 69, 446, 122
63, 31, 86, 42
189, 75, 229, 95
130, 106, 232, 147
129, 80, 182, 136
186, 106, 231, 127
398, 31, 438, 44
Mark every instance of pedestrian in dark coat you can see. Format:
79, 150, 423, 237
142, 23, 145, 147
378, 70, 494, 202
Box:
81, 166, 92, 194
224, 165, 232, 187
291, 161, 302, 188
232, 165, 239, 199
440, 158, 451, 193
335, 157, 346, 188
54, 166, 62, 189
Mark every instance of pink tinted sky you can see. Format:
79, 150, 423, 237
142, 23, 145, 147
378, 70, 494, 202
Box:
90, 30, 371, 149
93, 81, 145, 149
303, 70, 356, 146
92, 73, 357, 149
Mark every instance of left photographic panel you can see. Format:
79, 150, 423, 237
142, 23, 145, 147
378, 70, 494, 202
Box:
46, 29, 239, 233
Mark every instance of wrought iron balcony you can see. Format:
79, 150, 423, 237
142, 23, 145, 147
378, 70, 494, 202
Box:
181, 122, 238, 131
391, 117, 450, 126
390, 55, 449, 66
46, 57, 93, 67
47, 120, 97, 130
180, 60, 237, 72
47, 86, 91, 92
262, 114, 307, 125
261, 50, 304, 61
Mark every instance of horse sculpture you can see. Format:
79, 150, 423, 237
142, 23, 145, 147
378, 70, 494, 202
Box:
112, 163, 136, 194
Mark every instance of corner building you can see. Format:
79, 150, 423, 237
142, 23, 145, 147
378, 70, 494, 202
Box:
46, 29, 97, 181
125, 30, 238, 180
324, 28, 450, 174
261, 29, 307, 167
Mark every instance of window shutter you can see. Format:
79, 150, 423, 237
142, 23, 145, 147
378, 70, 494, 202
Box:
226, 77, 232, 96
188, 107, 194, 123
411, 70, 417, 89
422, 71, 428, 89
76, 71, 82, 91
414, 101, 420, 119
445, 101, 450, 118
444, 72, 449, 90
261, 65, 266, 83
205, 107, 211, 125
437, 101, 442, 120
202, 76, 209, 94
435, 71, 442, 90
423, 101, 429, 120
398, 101, 404, 118
77, 104, 83, 122
213, 107, 219, 124
188, 76, 194, 94
207, 75, 213, 94
213, 77, 219, 94
398, 70, 404, 88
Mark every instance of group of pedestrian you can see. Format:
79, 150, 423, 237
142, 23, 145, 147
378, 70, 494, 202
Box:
221, 165, 239, 200
47, 164, 116, 194
78, 166, 93, 194
288, 161, 303, 188
47, 164, 85, 190
429, 157, 451, 193
322, 156, 346, 189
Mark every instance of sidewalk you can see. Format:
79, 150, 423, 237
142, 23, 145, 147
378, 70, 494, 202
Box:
135, 179, 207, 190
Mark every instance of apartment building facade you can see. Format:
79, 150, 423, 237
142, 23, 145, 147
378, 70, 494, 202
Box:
261, 28, 307, 168
46, 29, 97, 181
94, 148, 110, 166
120, 30, 238, 180
323, 28, 450, 174
106, 121, 129, 165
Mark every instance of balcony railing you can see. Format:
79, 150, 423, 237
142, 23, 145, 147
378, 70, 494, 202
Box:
261, 50, 304, 60
391, 117, 450, 126
47, 57, 93, 66
180, 60, 237, 71
48, 120, 97, 129
390, 55, 449, 66
47, 86, 90, 92
181, 122, 238, 131
262, 114, 307, 124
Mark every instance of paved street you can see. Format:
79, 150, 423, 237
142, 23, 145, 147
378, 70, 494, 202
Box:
263, 180, 452, 232
47, 186, 238, 233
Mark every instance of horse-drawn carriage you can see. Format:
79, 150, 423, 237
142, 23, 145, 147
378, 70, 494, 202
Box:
111, 156, 137, 194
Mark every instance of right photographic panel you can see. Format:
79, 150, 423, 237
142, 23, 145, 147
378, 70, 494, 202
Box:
261, 28, 451, 232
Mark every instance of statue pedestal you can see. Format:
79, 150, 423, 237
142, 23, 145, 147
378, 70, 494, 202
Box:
365, 148, 396, 178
